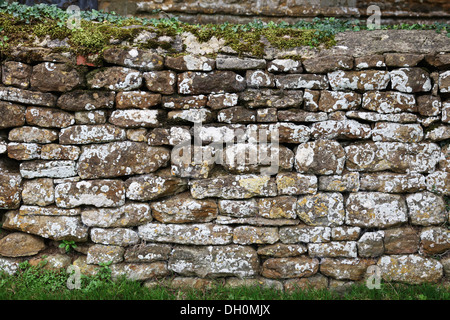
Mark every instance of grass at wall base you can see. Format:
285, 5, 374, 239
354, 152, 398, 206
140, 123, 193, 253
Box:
0, 261, 449, 300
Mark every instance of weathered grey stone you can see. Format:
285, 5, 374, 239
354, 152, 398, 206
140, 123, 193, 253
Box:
138, 223, 233, 245
90, 228, 139, 246
143, 70, 177, 94
345, 192, 408, 228
279, 225, 331, 243
151, 192, 218, 223
377, 255, 443, 284
318, 173, 359, 192
59, 124, 126, 145
168, 108, 213, 123
345, 142, 442, 173
0, 159, 22, 209
359, 172, 426, 193
295, 140, 345, 175
171, 144, 215, 178
78, 142, 170, 179
267, 59, 302, 73
384, 53, 424, 67
420, 227, 450, 255
162, 94, 207, 109
178, 71, 245, 95
357, 231, 385, 258
297, 193, 345, 227
320, 258, 376, 281
439, 70, 450, 92
168, 245, 259, 278
217, 106, 255, 124
0, 232, 45, 257
19, 160, 77, 179
2, 61, 32, 89
233, 226, 279, 245
346, 111, 417, 123
81, 202, 152, 227
261, 257, 319, 279
390, 68, 431, 93
207, 93, 239, 110
190, 174, 277, 199
110, 262, 169, 281
22, 178, 54, 206
57, 90, 115, 111
354, 55, 385, 70
216, 216, 298, 227
74, 110, 107, 125
86, 244, 125, 265
55, 179, 125, 208
148, 126, 191, 146
328, 70, 390, 91
278, 109, 328, 122
303, 55, 353, 73
276, 172, 317, 195
425, 125, 450, 141
18, 205, 80, 216
372, 122, 423, 142
406, 191, 447, 226
3, 210, 88, 241
275, 74, 328, 90
318, 90, 361, 112
8, 126, 58, 144
426, 171, 450, 196
87, 67, 142, 91
102, 47, 164, 71
30, 62, 83, 92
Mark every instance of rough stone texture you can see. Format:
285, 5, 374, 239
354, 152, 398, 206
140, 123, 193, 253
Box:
297, 193, 345, 227
90, 227, 139, 246
77, 142, 170, 179
261, 257, 319, 279
25, 107, 75, 128
59, 124, 126, 145
328, 70, 390, 91
19, 160, 77, 179
295, 140, 345, 175
406, 192, 448, 226
0, 232, 45, 257
87, 67, 142, 91
81, 202, 152, 227
2, 61, 32, 89
57, 90, 115, 111
8, 126, 58, 144
102, 47, 164, 71
30, 62, 83, 92
178, 71, 245, 94
22, 178, 54, 207
320, 258, 376, 281
125, 173, 187, 201
390, 68, 432, 93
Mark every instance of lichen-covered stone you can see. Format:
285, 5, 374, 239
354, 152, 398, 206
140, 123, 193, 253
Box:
178, 71, 245, 95
57, 90, 115, 111
276, 172, 317, 195
390, 68, 431, 93
258, 196, 297, 219
0, 86, 57, 106
124, 243, 172, 263
216, 56, 266, 70
3, 210, 88, 241
102, 47, 164, 71
0, 232, 45, 257
74, 110, 107, 125
318, 90, 361, 112
8, 126, 58, 143
125, 173, 187, 201
25, 107, 75, 128
207, 93, 239, 110
275, 74, 328, 90
345, 192, 408, 228
151, 192, 218, 223
406, 191, 447, 226
143, 70, 177, 95
359, 172, 426, 193
267, 59, 302, 73
81, 202, 152, 227
0, 102, 26, 129
55, 179, 125, 208
372, 122, 423, 142
245, 70, 275, 88
279, 225, 331, 243
110, 262, 169, 281
138, 223, 233, 245
190, 174, 277, 199
420, 227, 450, 255
218, 199, 258, 218
40, 144, 81, 161
362, 91, 416, 113
278, 109, 328, 122
59, 124, 126, 145
116, 91, 161, 109
261, 257, 319, 279
320, 258, 376, 281
168, 245, 259, 278
30, 62, 83, 92
346, 111, 417, 123
331, 226, 361, 241
425, 125, 450, 141
310, 120, 372, 140
357, 231, 385, 258
7, 143, 41, 160
171, 144, 216, 178
439, 70, 450, 92
87, 67, 142, 91
303, 55, 353, 73
22, 178, 54, 206
18, 205, 80, 216
19, 160, 77, 179
109, 109, 162, 128
77, 141, 170, 179
297, 193, 345, 227
168, 108, 213, 123
90, 227, 139, 246
328, 70, 390, 91
86, 244, 125, 265
345, 142, 441, 173
318, 173, 360, 192
426, 171, 450, 195
417, 95, 441, 117
165, 55, 215, 71
377, 255, 443, 284
2, 61, 32, 89
308, 241, 358, 258
295, 140, 345, 175
257, 243, 307, 257
162, 95, 207, 110
384, 227, 419, 254
239, 89, 303, 109
233, 226, 279, 244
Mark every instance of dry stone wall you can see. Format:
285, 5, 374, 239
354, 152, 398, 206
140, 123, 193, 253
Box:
0, 30, 449, 290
